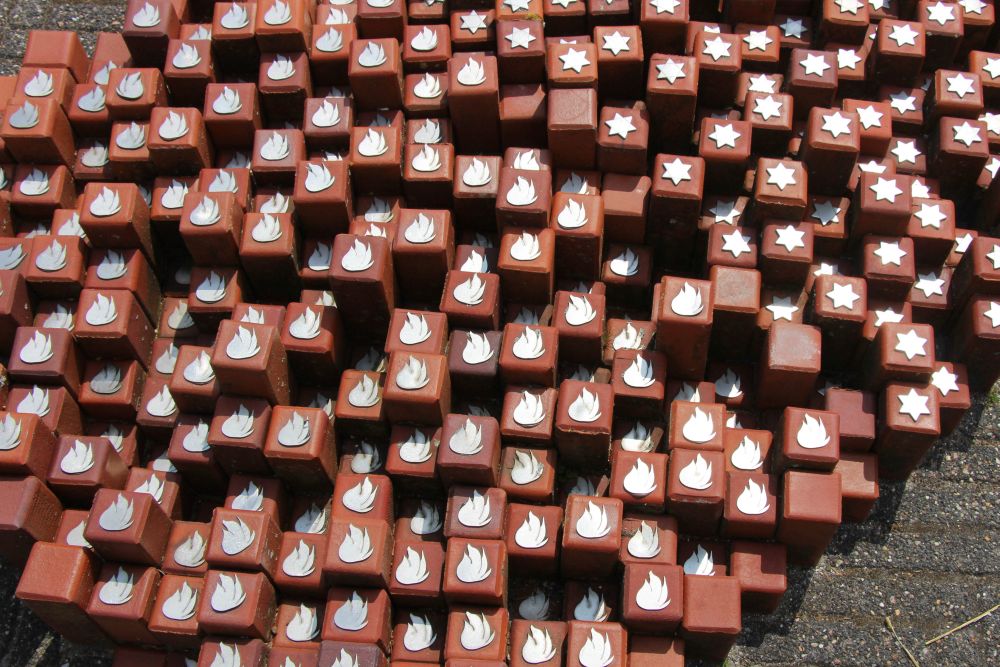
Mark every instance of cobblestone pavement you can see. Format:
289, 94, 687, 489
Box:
0, 2, 997, 666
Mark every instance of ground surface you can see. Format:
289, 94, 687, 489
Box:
0, 2, 997, 666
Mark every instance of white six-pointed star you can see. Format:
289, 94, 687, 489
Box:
911, 178, 932, 198
602, 31, 630, 56
856, 104, 883, 129
980, 112, 1000, 135
837, 48, 861, 70
702, 36, 732, 61
747, 73, 777, 93
915, 203, 946, 229
888, 91, 917, 114
888, 23, 919, 47
959, 0, 987, 14
766, 296, 798, 321
955, 233, 974, 254
811, 200, 841, 226
930, 366, 959, 395
460, 11, 488, 34
800, 53, 831, 76
505, 26, 535, 49
766, 162, 797, 190
551, 0, 577, 7
504, 0, 530, 11
710, 200, 742, 225
891, 139, 920, 164
827, 282, 861, 310
870, 177, 902, 202
753, 95, 783, 120
874, 308, 904, 327
559, 47, 591, 73
836, 0, 864, 13
983, 57, 1000, 80
656, 58, 685, 83
986, 302, 1000, 327
898, 388, 931, 421
986, 244, 1000, 269
605, 113, 636, 140
987, 158, 1000, 179
859, 159, 888, 174
873, 241, 907, 266
953, 121, 982, 147
926, 1, 956, 24
743, 30, 772, 51
709, 123, 741, 149
895, 329, 927, 360
661, 158, 692, 185
914, 271, 945, 297
721, 230, 752, 258
780, 18, 806, 38
649, 0, 680, 13
946, 73, 976, 99
774, 225, 805, 252
822, 112, 852, 138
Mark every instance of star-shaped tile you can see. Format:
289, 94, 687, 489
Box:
551, 0, 578, 6
709, 123, 741, 149
662, 157, 692, 185
774, 225, 805, 252
559, 47, 591, 73
930, 366, 960, 395
780, 18, 806, 38
859, 159, 889, 174
888, 91, 917, 114
602, 31, 631, 56
869, 0, 888, 9
649, 0, 680, 13
753, 95, 783, 121
837, 0, 864, 12
955, 233, 974, 254
874, 307, 904, 327
889, 23, 919, 47
870, 177, 902, 202
800, 53, 831, 76
946, 73, 976, 98
953, 121, 982, 147
856, 104, 884, 129
656, 58, 686, 83
504, 0, 531, 11
837, 48, 861, 70
874, 240, 907, 266
915, 203, 946, 229
986, 244, 1000, 269
983, 57, 1000, 80
766, 162, 797, 190
911, 178, 932, 198
766, 296, 798, 321
505, 26, 536, 49
710, 200, 742, 225
827, 281, 860, 310
743, 30, 772, 51
890, 139, 921, 165
895, 328, 927, 359
702, 36, 732, 61
721, 230, 752, 258
605, 112, 636, 140
914, 271, 945, 297
898, 388, 931, 421
748, 74, 777, 93
959, 0, 987, 14
822, 112, 852, 138
986, 301, 1000, 327
979, 112, 1000, 135
811, 200, 841, 226
986, 157, 1000, 180
926, 1, 956, 24
460, 10, 488, 34
814, 261, 838, 277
